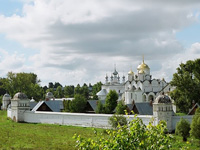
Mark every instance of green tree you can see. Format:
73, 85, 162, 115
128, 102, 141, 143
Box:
116, 100, 127, 114
70, 94, 87, 113
175, 118, 190, 141
74, 117, 173, 149
81, 83, 89, 99
54, 86, 64, 98
104, 90, 118, 114
170, 59, 200, 113
92, 82, 102, 100
95, 101, 105, 114
63, 100, 71, 112
48, 82, 54, 88
1, 72, 43, 100
190, 108, 200, 141
64, 85, 74, 98
54, 82, 62, 89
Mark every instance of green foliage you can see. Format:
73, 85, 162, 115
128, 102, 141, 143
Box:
95, 101, 105, 114
70, 94, 87, 113
92, 82, 102, 100
54, 86, 64, 98
0, 72, 44, 100
190, 108, 200, 140
74, 84, 89, 99
170, 59, 200, 113
64, 85, 74, 98
63, 100, 71, 112
105, 90, 118, 114
175, 118, 190, 141
108, 114, 127, 129
74, 116, 174, 150
116, 100, 127, 114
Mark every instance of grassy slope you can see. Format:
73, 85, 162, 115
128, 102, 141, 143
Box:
0, 111, 104, 149
0, 111, 199, 149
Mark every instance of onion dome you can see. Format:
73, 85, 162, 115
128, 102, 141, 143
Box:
138, 70, 145, 74
113, 69, 118, 76
13, 92, 28, 100
155, 94, 171, 103
128, 70, 134, 75
137, 60, 150, 71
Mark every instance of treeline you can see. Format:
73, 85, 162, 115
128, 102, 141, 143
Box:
0, 72, 102, 104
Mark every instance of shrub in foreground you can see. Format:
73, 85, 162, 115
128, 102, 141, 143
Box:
108, 114, 127, 129
74, 116, 173, 150
175, 118, 190, 141
190, 108, 200, 141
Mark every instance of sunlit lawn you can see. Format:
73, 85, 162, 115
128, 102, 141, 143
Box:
0, 111, 104, 149
0, 110, 199, 149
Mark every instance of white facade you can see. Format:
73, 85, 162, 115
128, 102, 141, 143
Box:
2, 93, 11, 110
97, 59, 172, 104
97, 67, 125, 101
11, 92, 30, 122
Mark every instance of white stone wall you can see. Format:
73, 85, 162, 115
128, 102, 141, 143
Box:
172, 115, 193, 131
7, 110, 193, 131
7, 108, 12, 118
23, 111, 153, 128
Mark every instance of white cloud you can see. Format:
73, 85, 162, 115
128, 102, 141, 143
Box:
0, 48, 26, 76
0, 0, 200, 85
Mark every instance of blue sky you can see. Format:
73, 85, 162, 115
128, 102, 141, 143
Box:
0, 0, 200, 86
176, 21, 200, 48
0, 0, 23, 16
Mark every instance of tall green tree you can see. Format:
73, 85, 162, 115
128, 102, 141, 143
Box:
1, 72, 43, 100
105, 90, 118, 114
92, 82, 102, 100
170, 59, 200, 113
116, 100, 127, 114
54, 86, 64, 98
70, 94, 87, 113
64, 85, 74, 98
95, 101, 105, 114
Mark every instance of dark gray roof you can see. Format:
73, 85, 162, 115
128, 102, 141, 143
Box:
32, 100, 63, 112
30, 101, 38, 110
126, 104, 134, 110
87, 100, 105, 111
134, 102, 153, 115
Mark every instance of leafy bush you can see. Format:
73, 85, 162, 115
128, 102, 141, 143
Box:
104, 90, 118, 114
70, 94, 87, 113
95, 101, 105, 114
175, 118, 190, 141
74, 116, 173, 149
115, 100, 127, 114
190, 108, 200, 140
108, 114, 127, 129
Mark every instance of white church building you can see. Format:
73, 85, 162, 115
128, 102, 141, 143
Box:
97, 58, 172, 104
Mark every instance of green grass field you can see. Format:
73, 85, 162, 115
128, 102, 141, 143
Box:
0, 111, 104, 149
0, 111, 199, 150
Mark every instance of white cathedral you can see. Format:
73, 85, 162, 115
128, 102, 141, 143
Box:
97, 58, 172, 104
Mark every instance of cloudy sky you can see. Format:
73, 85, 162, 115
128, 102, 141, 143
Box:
0, 0, 200, 86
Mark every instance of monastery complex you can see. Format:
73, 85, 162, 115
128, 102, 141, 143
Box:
97, 58, 173, 104
1, 58, 195, 132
